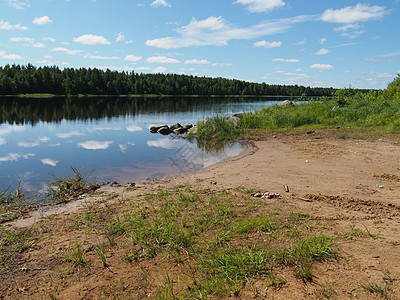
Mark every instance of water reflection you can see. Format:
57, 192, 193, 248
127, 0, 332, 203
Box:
0, 96, 282, 195
0, 96, 282, 125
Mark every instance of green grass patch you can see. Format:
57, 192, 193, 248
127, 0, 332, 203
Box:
196, 79, 400, 141
0, 184, 36, 224
0, 227, 42, 270
45, 167, 100, 203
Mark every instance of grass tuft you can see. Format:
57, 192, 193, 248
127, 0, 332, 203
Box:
45, 167, 99, 204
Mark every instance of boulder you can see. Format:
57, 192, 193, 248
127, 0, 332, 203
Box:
169, 123, 182, 130
173, 127, 186, 135
279, 99, 294, 106
183, 123, 193, 130
157, 126, 172, 135
150, 125, 168, 133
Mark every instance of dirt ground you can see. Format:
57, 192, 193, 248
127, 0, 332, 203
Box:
2, 129, 400, 299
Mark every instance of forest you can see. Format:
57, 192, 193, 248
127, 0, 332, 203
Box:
0, 64, 351, 97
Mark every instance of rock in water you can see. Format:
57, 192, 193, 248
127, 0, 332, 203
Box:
169, 123, 182, 130
157, 126, 172, 135
279, 100, 294, 106
183, 123, 193, 130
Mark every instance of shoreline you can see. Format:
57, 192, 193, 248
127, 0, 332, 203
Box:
3, 129, 400, 298
7, 139, 256, 228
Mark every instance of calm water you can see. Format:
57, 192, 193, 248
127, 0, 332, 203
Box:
0, 96, 285, 195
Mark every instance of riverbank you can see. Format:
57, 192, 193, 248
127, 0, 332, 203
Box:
1, 128, 400, 298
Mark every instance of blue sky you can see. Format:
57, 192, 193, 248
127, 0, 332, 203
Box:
0, 0, 399, 89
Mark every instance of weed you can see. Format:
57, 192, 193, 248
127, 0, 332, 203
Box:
45, 167, 99, 203
95, 241, 108, 267
64, 240, 87, 268
361, 281, 387, 297
0, 227, 41, 269
236, 216, 277, 235
197, 115, 241, 141
291, 211, 311, 219
316, 284, 337, 299
0, 184, 37, 223
156, 270, 176, 299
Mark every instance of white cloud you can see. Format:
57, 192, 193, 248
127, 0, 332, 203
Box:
185, 59, 210, 64
364, 58, 392, 63
319, 38, 327, 44
151, 0, 171, 8
333, 24, 365, 39
56, 131, 84, 138
32, 16, 52, 25
10, 37, 33, 42
369, 71, 394, 79
33, 42, 46, 48
84, 54, 120, 60
10, 37, 46, 48
321, 4, 387, 24
0, 20, 28, 30
253, 40, 281, 48
116, 32, 125, 42
43, 37, 56, 42
39, 136, 50, 143
18, 141, 39, 147
126, 125, 143, 132
235, 0, 285, 13
153, 66, 168, 73
272, 58, 300, 63
340, 30, 365, 39
73, 34, 110, 45
51, 47, 82, 55
379, 52, 400, 58
146, 15, 312, 49
0, 51, 24, 59
147, 139, 177, 149
0, 153, 35, 163
40, 158, 58, 167
333, 23, 361, 32
77, 140, 113, 150
310, 63, 334, 71
125, 54, 142, 62
315, 48, 329, 55
90, 127, 122, 132
118, 144, 128, 153
6, 0, 30, 9
0, 137, 5, 145
147, 56, 181, 63
212, 62, 232, 67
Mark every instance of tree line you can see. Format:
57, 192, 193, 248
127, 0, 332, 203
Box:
0, 64, 369, 96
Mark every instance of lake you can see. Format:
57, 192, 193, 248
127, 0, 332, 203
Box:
0, 96, 287, 196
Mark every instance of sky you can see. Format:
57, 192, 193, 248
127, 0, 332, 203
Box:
0, 0, 399, 89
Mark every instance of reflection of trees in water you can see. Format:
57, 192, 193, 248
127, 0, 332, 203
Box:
0, 96, 260, 125
186, 136, 238, 155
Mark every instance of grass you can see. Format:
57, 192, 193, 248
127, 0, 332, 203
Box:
64, 240, 87, 269
361, 281, 387, 297
0, 186, 341, 298
0, 184, 36, 223
0, 227, 41, 270
195, 79, 400, 141
45, 167, 100, 204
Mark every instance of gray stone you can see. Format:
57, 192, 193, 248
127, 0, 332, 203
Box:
169, 123, 182, 130
279, 99, 294, 106
157, 126, 172, 135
